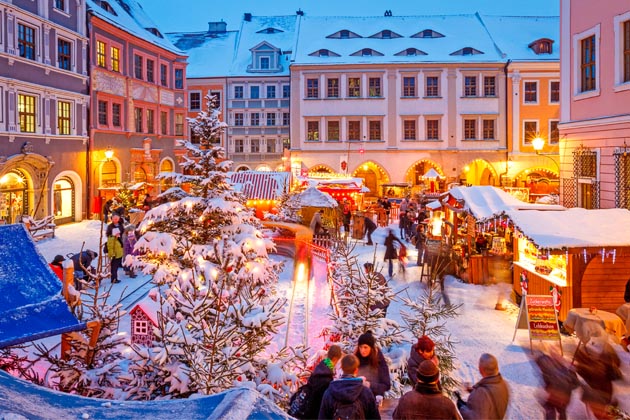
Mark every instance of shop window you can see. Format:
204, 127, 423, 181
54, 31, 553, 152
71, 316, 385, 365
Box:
0, 171, 28, 224
53, 177, 74, 223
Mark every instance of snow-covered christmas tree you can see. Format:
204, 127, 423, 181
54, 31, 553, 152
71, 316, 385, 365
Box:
123, 96, 303, 401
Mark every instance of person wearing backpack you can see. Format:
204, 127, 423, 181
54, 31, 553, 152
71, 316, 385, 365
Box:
318, 354, 381, 420
289, 345, 343, 419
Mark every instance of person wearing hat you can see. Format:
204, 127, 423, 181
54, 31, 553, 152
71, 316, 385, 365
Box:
392, 360, 461, 420
407, 335, 440, 385
49, 255, 65, 282
354, 331, 391, 398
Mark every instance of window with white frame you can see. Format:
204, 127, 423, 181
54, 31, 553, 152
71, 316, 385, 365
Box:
614, 14, 630, 87
549, 81, 560, 103
404, 120, 416, 140
250, 86, 260, 99
189, 92, 201, 111
464, 76, 477, 97
235, 139, 244, 153
483, 76, 496, 96
283, 85, 290, 98
133, 320, 149, 335
307, 121, 319, 140
266, 112, 276, 126
581, 35, 597, 92
463, 119, 476, 140
260, 56, 270, 69
57, 101, 71, 135
282, 112, 290, 126
524, 81, 538, 103
251, 112, 260, 126
523, 120, 538, 145
250, 138, 260, 153
624, 20, 630, 83
267, 139, 276, 153
234, 85, 244, 99
267, 85, 276, 98
482, 119, 495, 140
306, 78, 319, 98
234, 112, 244, 126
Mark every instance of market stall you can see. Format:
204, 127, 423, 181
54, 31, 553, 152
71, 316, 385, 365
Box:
287, 186, 339, 234
296, 176, 368, 210
229, 171, 290, 219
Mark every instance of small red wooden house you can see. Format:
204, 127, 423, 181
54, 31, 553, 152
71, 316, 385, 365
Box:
129, 296, 160, 346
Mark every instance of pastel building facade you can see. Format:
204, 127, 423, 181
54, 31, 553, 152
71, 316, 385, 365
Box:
559, 0, 630, 210
0, 0, 89, 224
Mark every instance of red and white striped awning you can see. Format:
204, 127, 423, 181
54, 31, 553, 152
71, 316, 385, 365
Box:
229, 171, 289, 201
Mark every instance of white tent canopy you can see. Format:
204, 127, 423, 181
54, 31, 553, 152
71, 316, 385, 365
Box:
289, 186, 338, 208
423, 168, 442, 179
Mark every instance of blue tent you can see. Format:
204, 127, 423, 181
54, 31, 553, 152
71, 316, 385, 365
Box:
0, 224, 86, 348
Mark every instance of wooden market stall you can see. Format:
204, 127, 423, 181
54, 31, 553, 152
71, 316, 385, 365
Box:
287, 186, 339, 235
229, 171, 290, 219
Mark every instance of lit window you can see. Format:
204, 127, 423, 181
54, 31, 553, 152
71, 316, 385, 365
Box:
96, 41, 106, 68
523, 121, 538, 144
18, 94, 36, 133
307, 121, 319, 140
57, 101, 71, 135
110, 46, 120, 72
369, 78, 381, 97
348, 78, 360, 97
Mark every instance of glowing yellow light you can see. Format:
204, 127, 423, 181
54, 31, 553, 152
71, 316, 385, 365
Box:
296, 263, 306, 283
463, 165, 470, 172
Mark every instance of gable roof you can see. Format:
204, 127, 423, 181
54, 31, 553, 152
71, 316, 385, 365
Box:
168, 30, 238, 78
0, 225, 86, 348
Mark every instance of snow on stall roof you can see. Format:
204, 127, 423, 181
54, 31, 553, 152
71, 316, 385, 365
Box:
480, 15, 559, 61
229, 171, 290, 200
293, 14, 505, 65
87, 0, 183, 55
506, 207, 630, 250
290, 186, 338, 208
167, 30, 238, 78
447, 185, 564, 220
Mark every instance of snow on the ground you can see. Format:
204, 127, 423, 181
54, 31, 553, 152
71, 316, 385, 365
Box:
33, 220, 630, 419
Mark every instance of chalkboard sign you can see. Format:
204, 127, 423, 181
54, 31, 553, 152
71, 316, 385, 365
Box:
513, 294, 562, 354
425, 239, 442, 257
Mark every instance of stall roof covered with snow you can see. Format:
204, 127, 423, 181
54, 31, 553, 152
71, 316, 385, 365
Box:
289, 186, 338, 208
0, 225, 86, 348
229, 171, 290, 200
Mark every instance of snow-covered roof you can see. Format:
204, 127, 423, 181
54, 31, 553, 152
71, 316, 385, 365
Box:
168, 30, 238, 78
481, 15, 559, 61
0, 371, 290, 419
291, 186, 338, 208
506, 208, 630, 250
87, 0, 183, 55
446, 186, 564, 220
229, 171, 290, 200
0, 225, 86, 348
131, 296, 161, 326
298, 176, 365, 190
293, 14, 505, 65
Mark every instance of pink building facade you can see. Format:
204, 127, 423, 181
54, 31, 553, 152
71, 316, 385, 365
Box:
560, 0, 630, 209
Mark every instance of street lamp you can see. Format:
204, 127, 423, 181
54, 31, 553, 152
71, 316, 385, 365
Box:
532, 135, 559, 173
104, 146, 114, 161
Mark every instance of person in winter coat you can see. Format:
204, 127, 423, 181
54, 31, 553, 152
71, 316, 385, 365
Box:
534, 349, 579, 420
106, 213, 125, 283
102, 199, 113, 223
364, 263, 390, 316
318, 354, 381, 420
123, 225, 138, 278
399, 211, 408, 239
457, 353, 510, 420
407, 335, 440, 385
300, 345, 343, 420
364, 216, 377, 246
393, 360, 462, 420
49, 255, 65, 282
310, 210, 324, 235
70, 249, 97, 290
384, 229, 403, 278
355, 331, 391, 398
342, 202, 352, 236
415, 224, 427, 266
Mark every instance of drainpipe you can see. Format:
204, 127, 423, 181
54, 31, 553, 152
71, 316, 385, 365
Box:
86, 17, 93, 219
500, 59, 512, 184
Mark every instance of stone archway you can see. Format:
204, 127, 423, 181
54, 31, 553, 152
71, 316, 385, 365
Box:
308, 164, 335, 175
460, 159, 498, 186
51, 170, 83, 224
352, 160, 390, 198
514, 167, 560, 202
405, 159, 444, 194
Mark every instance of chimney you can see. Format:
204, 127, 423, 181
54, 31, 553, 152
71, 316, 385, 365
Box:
296, 9, 304, 16
207, 20, 227, 33
244, 13, 252, 22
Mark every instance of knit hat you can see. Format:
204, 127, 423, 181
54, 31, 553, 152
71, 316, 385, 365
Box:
417, 335, 435, 353
52, 255, 65, 265
417, 360, 439, 384
358, 331, 376, 348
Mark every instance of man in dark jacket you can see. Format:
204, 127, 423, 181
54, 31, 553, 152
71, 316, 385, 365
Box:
457, 353, 510, 420
393, 360, 461, 420
70, 249, 97, 290
364, 216, 377, 246
319, 354, 381, 420
301, 345, 343, 420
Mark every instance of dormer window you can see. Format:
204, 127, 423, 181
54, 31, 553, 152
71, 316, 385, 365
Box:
369, 29, 403, 39
308, 49, 341, 57
528, 38, 554, 54
260, 57, 270, 69
248, 41, 281, 73
450, 47, 484, 56
382, 30, 391, 39
145, 27, 164, 38
327, 29, 362, 39
350, 48, 384, 57
94, 0, 117, 15
411, 29, 445, 38
394, 48, 428, 56
257, 27, 284, 34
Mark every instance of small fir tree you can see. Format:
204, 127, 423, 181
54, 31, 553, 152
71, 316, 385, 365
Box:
264, 191, 302, 223
115, 182, 136, 210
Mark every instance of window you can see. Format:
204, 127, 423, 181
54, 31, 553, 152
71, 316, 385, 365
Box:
57, 39, 71, 70
57, 101, 71, 135
96, 41, 106, 68
160, 111, 167, 134
250, 138, 260, 153
267, 85, 276, 98
307, 79, 319, 98
283, 85, 290, 98
134, 55, 143, 79
307, 121, 319, 140
549, 120, 559, 144
146, 109, 154, 134
133, 320, 148, 335
18, 24, 36, 60
523, 121, 538, 144
464, 119, 476, 140
348, 78, 361, 97
524, 81, 538, 103
160, 64, 167, 86
581, 35, 596, 92
110, 46, 120, 72
113, 103, 121, 127
369, 121, 381, 141
250, 86, 259, 99
369, 77, 381, 97
234, 86, 244, 99
260, 56, 270, 69
98, 100, 107, 125
54, 0, 66, 10
267, 139, 277, 153
251, 113, 260, 126
134, 107, 143, 132
283, 138, 291, 150
234, 113, 244, 126
484, 76, 496, 96
426, 120, 439, 140
348, 120, 360, 140
235, 139, 244, 153
482, 119, 495, 140
550, 81, 560, 103
190, 92, 201, 111
276, 112, 286, 127
146, 59, 154, 83
403, 120, 416, 140
625, 21, 630, 82
175, 114, 184, 135
327, 121, 340, 141
266, 113, 276, 126
175, 69, 184, 89
327, 78, 339, 98
426, 76, 439, 97
464, 76, 477, 96
403, 77, 416, 97
211, 92, 221, 108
